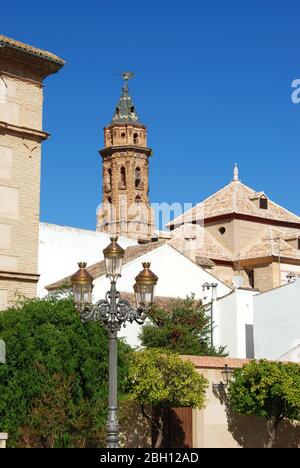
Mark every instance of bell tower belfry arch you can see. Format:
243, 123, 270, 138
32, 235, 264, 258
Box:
97, 73, 155, 239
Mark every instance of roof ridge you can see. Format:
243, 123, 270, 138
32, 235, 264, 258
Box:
166, 181, 234, 227
0, 34, 65, 64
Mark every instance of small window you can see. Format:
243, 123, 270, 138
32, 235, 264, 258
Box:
108, 196, 112, 204
115, 107, 119, 115
108, 169, 112, 190
260, 198, 268, 209
170, 225, 174, 232
218, 227, 226, 235
131, 106, 135, 113
133, 133, 139, 144
192, 220, 197, 225
247, 270, 255, 288
135, 167, 141, 188
135, 195, 141, 204
120, 166, 126, 188
121, 132, 126, 138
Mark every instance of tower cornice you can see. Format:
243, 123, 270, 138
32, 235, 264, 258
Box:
99, 145, 152, 159
104, 122, 147, 131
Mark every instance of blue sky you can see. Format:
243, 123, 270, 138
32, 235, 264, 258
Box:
1, 0, 300, 230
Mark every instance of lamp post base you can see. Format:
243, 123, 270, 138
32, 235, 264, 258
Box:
106, 406, 119, 448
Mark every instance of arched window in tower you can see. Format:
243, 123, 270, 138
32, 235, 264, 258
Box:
135, 195, 141, 204
120, 166, 126, 188
107, 168, 112, 191
131, 106, 135, 113
105, 168, 112, 192
133, 133, 139, 145
135, 167, 141, 188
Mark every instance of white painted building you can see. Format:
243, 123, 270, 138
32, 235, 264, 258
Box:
92, 243, 231, 346
253, 278, 300, 361
38, 224, 300, 359
37, 223, 137, 296
214, 289, 257, 359
45, 238, 231, 347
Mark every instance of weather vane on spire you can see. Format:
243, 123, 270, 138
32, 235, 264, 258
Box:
121, 72, 134, 90
122, 72, 134, 82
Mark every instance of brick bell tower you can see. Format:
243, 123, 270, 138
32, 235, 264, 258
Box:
97, 73, 155, 239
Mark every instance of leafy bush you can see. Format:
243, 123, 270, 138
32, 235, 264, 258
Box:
128, 348, 208, 447
0, 294, 131, 447
228, 360, 300, 448
139, 296, 226, 356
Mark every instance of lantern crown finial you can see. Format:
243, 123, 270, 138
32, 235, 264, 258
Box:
103, 237, 125, 259
135, 262, 158, 286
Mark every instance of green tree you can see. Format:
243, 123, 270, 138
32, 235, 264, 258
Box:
227, 360, 300, 448
0, 294, 131, 447
139, 296, 226, 356
128, 348, 208, 448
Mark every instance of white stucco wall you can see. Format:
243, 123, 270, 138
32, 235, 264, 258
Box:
215, 289, 257, 358
37, 223, 137, 296
254, 278, 300, 360
92, 244, 231, 347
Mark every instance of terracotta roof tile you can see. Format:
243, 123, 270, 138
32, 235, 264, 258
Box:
0, 34, 65, 64
180, 355, 251, 369
238, 227, 300, 261
169, 224, 232, 262
166, 181, 300, 227
119, 291, 177, 312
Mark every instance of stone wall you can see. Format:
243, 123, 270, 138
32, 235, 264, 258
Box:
181, 356, 300, 448
0, 40, 63, 310
254, 262, 280, 292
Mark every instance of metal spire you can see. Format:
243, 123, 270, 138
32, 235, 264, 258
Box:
111, 72, 140, 124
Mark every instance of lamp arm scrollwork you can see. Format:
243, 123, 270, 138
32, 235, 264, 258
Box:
79, 285, 149, 333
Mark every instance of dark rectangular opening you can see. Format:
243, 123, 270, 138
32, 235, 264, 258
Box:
245, 324, 254, 359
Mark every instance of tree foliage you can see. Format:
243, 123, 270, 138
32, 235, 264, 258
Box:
227, 359, 300, 448
139, 296, 226, 356
0, 294, 131, 448
128, 348, 208, 447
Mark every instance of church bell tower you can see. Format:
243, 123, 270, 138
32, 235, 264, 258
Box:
97, 73, 155, 239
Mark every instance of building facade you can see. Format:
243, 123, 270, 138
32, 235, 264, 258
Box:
96, 73, 155, 240
0, 35, 64, 309
166, 165, 300, 292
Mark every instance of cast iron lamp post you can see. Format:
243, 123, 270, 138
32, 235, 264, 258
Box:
202, 282, 218, 348
70, 236, 158, 448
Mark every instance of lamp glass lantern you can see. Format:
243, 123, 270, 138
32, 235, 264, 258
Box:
71, 262, 93, 310
134, 262, 158, 308
103, 236, 125, 280
221, 364, 233, 386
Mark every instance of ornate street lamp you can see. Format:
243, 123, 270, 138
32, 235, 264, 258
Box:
70, 236, 158, 448
212, 364, 234, 393
221, 364, 233, 387
71, 262, 94, 309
